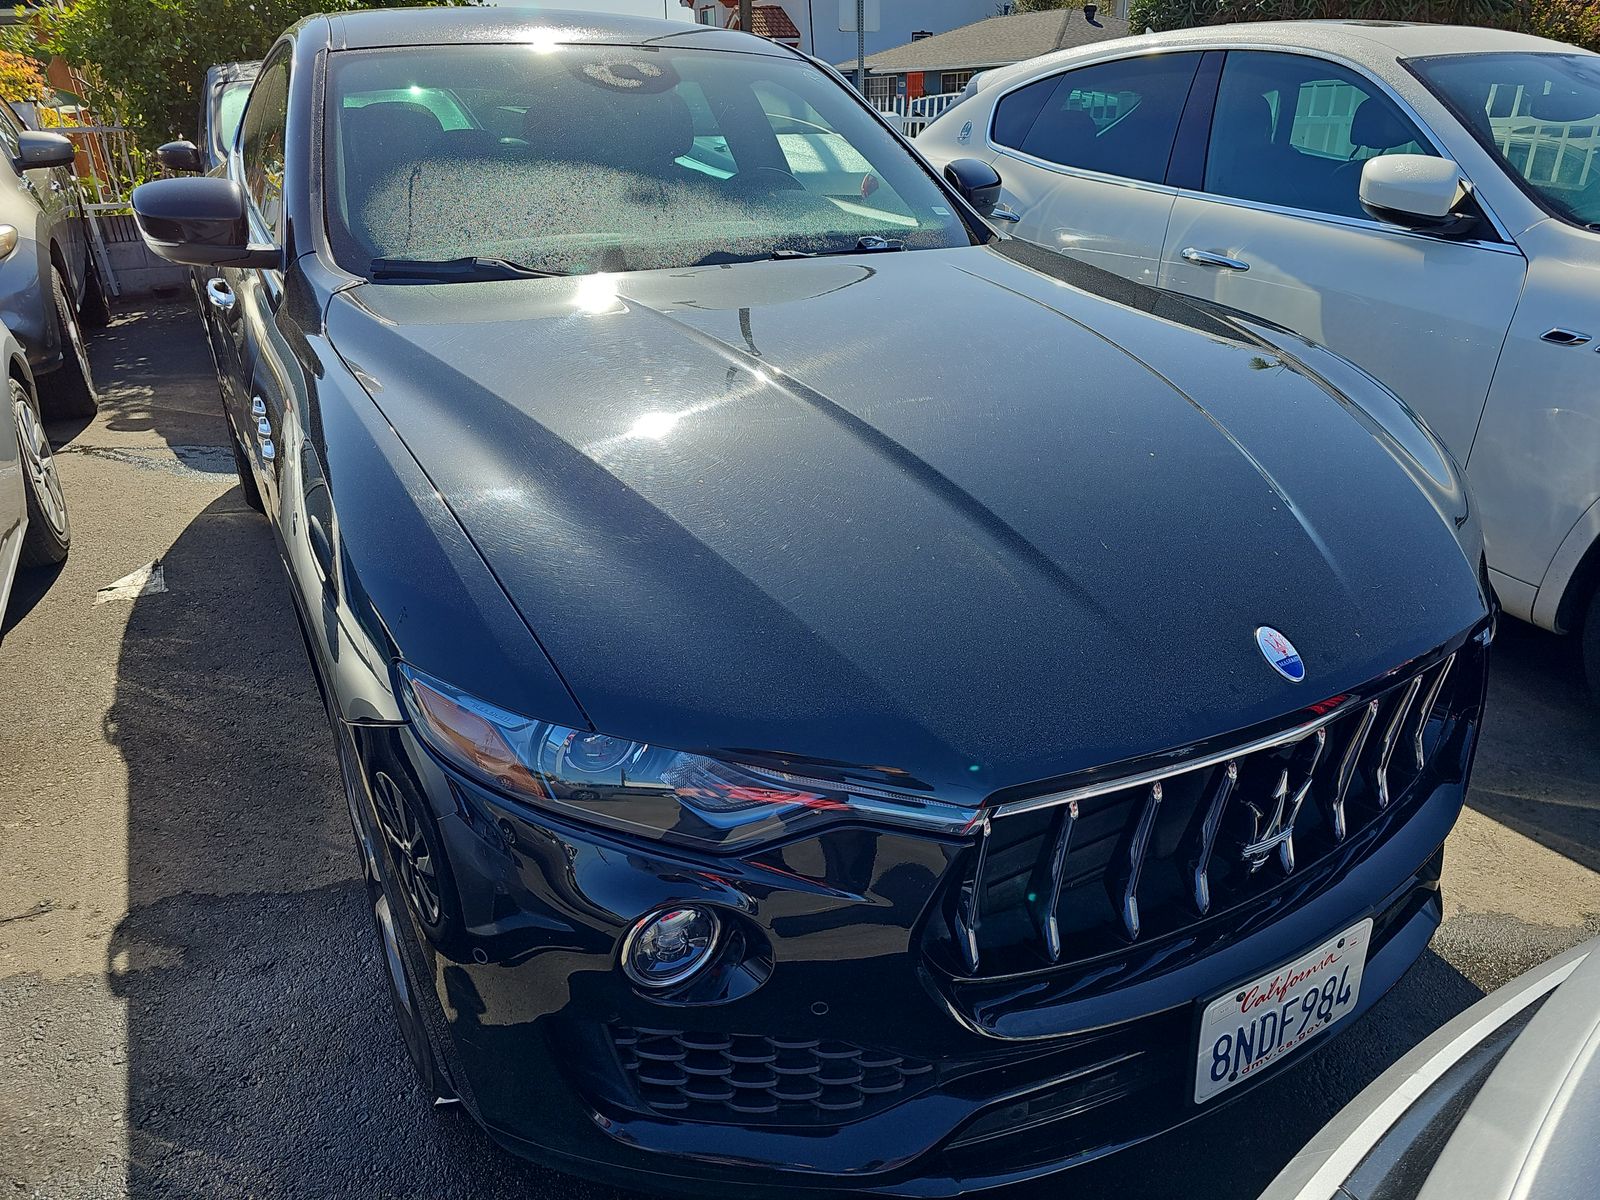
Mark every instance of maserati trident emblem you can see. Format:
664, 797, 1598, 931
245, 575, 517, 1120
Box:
1256, 626, 1305, 682
1240, 729, 1327, 873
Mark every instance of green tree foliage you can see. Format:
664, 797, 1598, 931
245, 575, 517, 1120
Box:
39, 0, 455, 147
1013, 0, 1074, 11
1124, 0, 1592, 51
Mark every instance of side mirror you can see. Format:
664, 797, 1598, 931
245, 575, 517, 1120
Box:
943, 157, 1003, 217
15, 130, 75, 171
156, 139, 203, 174
1359, 155, 1476, 235
131, 176, 280, 268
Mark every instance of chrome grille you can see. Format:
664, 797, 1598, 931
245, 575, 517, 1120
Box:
947, 641, 1481, 978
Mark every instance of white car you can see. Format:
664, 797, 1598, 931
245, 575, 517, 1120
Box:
0, 320, 69, 621
917, 22, 1600, 682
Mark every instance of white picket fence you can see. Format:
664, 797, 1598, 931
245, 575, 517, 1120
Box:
870, 91, 962, 138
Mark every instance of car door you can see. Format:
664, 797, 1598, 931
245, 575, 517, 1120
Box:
1158, 50, 1525, 457
0, 103, 85, 297
986, 52, 1207, 285
219, 48, 293, 516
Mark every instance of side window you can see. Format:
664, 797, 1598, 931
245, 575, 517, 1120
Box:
1205, 52, 1433, 219
992, 75, 1057, 149
0, 104, 21, 160
238, 52, 290, 244
1010, 53, 1202, 184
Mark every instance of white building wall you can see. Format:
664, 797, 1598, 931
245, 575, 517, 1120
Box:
689, 1, 1000, 64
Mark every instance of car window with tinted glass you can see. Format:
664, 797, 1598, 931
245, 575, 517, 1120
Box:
239, 53, 289, 243
1205, 52, 1432, 220
1001, 54, 1202, 184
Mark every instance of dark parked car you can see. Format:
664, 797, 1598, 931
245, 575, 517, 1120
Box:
197, 61, 261, 174
0, 103, 106, 419
153, 62, 262, 447
131, 9, 1495, 1195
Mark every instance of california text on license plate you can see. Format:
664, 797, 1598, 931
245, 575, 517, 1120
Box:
1193, 918, 1373, 1104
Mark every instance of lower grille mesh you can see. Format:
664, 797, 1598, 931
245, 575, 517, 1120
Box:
611, 1026, 934, 1123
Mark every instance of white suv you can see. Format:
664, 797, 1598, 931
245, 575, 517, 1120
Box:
917, 22, 1600, 683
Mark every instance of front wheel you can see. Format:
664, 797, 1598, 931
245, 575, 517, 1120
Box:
35, 268, 98, 420
1583, 588, 1600, 696
79, 261, 112, 330
12, 375, 70, 567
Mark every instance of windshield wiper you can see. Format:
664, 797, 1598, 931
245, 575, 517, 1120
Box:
770, 236, 906, 260
367, 255, 565, 282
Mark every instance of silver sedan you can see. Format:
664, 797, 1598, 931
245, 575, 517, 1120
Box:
1261, 936, 1599, 1200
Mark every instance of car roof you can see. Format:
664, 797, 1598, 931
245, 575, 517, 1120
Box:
322, 6, 782, 54
976, 20, 1585, 91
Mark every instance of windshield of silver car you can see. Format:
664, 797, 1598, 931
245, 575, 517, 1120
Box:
322, 43, 977, 278
1412, 51, 1600, 229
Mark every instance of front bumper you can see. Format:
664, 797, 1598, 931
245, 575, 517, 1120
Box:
347, 641, 1480, 1197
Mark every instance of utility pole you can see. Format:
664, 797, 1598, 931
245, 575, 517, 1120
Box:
855, 0, 865, 90
739, 0, 753, 36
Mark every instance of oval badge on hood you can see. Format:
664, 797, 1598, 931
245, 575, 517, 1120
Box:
1256, 626, 1306, 683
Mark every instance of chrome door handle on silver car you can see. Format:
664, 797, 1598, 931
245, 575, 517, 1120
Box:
205, 279, 236, 311
1181, 247, 1250, 271
1540, 327, 1591, 346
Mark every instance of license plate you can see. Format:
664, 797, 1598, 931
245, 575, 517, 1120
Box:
1193, 918, 1372, 1104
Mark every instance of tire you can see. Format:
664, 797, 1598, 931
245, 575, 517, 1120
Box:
79, 261, 111, 330
35, 268, 98, 420
332, 729, 457, 1107
12, 375, 70, 567
227, 415, 265, 512
1583, 588, 1600, 697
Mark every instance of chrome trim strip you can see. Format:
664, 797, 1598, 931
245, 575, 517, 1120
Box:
1033, 798, 1080, 962
1191, 761, 1237, 915
1116, 781, 1163, 942
956, 812, 992, 974
1168, 189, 1523, 256
1332, 699, 1381, 842
1414, 653, 1455, 770
1376, 676, 1425, 809
989, 699, 1360, 820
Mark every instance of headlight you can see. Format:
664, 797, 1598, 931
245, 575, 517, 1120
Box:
397, 665, 975, 850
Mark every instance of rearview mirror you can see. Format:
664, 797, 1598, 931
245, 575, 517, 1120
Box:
15, 130, 76, 171
1359, 155, 1476, 234
943, 157, 1003, 217
131, 177, 280, 268
156, 139, 203, 174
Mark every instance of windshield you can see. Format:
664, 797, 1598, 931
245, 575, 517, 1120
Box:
213, 78, 253, 160
1411, 51, 1600, 229
323, 43, 976, 278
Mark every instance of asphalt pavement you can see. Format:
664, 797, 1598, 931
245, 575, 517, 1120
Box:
1, 303, 1597, 1199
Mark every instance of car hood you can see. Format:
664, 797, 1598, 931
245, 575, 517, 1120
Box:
325, 243, 1485, 801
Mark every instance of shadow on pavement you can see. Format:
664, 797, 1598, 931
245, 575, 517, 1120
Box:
1468, 620, 1600, 875
1, 560, 64, 637
84, 304, 232, 453
106, 492, 638, 1198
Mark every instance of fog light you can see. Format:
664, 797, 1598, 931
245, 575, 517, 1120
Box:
0, 225, 15, 259
622, 906, 720, 989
